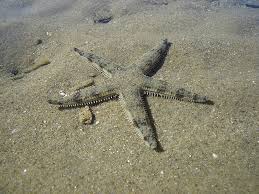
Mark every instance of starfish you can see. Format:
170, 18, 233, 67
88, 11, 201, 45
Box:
48, 39, 213, 151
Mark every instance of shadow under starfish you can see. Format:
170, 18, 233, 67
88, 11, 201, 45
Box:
48, 39, 213, 151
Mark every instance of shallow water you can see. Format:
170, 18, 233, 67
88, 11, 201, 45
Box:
0, 0, 258, 193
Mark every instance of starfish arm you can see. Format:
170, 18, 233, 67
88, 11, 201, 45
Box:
74, 48, 121, 78
135, 39, 171, 77
119, 89, 158, 149
48, 85, 118, 108
142, 79, 213, 104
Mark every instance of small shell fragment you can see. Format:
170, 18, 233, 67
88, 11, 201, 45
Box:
79, 106, 94, 125
59, 90, 67, 97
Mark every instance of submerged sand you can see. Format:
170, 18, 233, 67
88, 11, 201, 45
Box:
0, 0, 258, 193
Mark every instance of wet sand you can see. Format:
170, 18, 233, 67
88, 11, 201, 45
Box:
0, 0, 258, 193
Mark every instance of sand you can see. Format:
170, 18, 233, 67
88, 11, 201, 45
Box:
0, 0, 258, 193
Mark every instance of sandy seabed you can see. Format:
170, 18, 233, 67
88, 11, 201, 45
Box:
0, 0, 258, 193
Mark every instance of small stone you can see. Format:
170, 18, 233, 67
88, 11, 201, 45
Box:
10, 67, 19, 76
212, 153, 218, 159
93, 14, 112, 24
79, 106, 94, 125
36, 39, 43, 45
